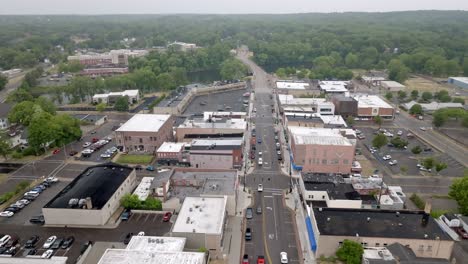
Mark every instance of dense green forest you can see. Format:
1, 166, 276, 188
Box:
1, 11, 468, 80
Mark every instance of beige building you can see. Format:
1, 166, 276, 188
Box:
312, 208, 454, 260
43, 163, 137, 226
352, 94, 395, 119
170, 196, 227, 259
115, 114, 174, 153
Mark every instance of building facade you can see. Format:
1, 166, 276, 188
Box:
115, 114, 174, 153
353, 95, 394, 119
189, 139, 243, 169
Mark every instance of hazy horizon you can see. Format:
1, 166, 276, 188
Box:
1, 0, 468, 15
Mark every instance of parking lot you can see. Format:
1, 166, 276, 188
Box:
183, 87, 251, 115
357, 127, 465, 177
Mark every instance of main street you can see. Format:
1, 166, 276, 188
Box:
238, 49, 301, 264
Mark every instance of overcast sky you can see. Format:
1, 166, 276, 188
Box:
1, 0, 467, 14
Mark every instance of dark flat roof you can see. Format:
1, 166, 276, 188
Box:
314, 208, 450, 240
387, 243, 450, 264
304, 182, 360, 200
44, 163, 133, 209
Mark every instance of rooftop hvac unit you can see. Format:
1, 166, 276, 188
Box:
68, 198, 79, 207
186, 217, 190, 224
78, 199, 87, 207
160, 239, 164, 244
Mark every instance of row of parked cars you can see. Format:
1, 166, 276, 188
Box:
0, 234, 74, 258
81, 137, 112, 158
0, 177, 58, 218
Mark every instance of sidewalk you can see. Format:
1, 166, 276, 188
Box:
285, 188, 317, 264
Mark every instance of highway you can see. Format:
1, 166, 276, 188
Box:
238, 48, 301, 264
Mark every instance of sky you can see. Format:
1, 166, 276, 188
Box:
1, 0, 468, 14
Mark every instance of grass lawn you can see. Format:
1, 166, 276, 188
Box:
116, 154, 154, 164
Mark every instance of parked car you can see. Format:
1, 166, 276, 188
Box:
123, 233, 133, 244
389, 160, 398, 166
25, 248, 37, 256
92, 138, 99, 143
52, 149, 61, 155
61, 236, 75, 249
80, 241, 92, 254
257, 256, 265, 264
5, 246, 17, 255
43, 236, 57, 249
397, 130, 403, 136
163, 212, 172, 222
41, 249, 54, 259
25, 235, 40, 248
246, 208, 253, 219
82, 142, 91, 148
256, 206, 262, 214
69, 150, 78, 156
257, 184, 263, 192
10, 202, 25, 209
419, 167, 432, 172
121, 209, 132, 221
280, 252, 288, 264
146, 166, 155, 171
242, 254, 250, 264
258, 158, 263, 166
5, 236, 18, 248
45, 177, 59, 183
0, 211, 14, 217
50, 238, 63, 249
100, 153, 112, 158
257, 138, 262, 144
383, 155, 392, 160
245, 227, 252, 241
4, 207, 20, 213
455, 227, 468, 239
0, 235, 11, 247
17, 199, 30, 205
30, 215, 45, 224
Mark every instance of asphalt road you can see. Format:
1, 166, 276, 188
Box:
238, 49, 300, 264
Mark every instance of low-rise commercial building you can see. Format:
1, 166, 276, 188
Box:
176, 118, 246, 142
319, 81, 350, 95
278, 94, 335, 115
171, 196, 227, 259
362, 76, 386, 86
68, 49, 148, 66
157, 142, 187, 165
284, 113, 347, 128
313, 208, 454, 260
72, 114, 108, 126
189, 139, 243, 169
402, 100, 464, 112
289, 127, 356, 173
115, 114, 174, 153
352, 95, 394, 119
275, 80, 319, 96
448, 77, 468, 89
92, 90, 140, 105
381, 80, 406, 91
80, 67, 128, 77
331, 95, 358, 117
43, 163, 137, 226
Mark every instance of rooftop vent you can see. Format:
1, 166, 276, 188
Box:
356, 233, 359, 237
396, 212, 400, 217
186, 217, 190, 224
189, 208, 193, 212
398, 223, 403, 227
327, 217, 330, 222
424, 234, 428, 239
319, 207, 323, 212
367, 217, 371, 222
192, 229, 196, 233
68, 198, 79, 207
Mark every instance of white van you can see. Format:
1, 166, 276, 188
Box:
0, 235, 11, 247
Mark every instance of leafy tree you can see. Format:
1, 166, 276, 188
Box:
52, 114, 82, 147
96, 102, 107, 112
120, 194, 141, 209
336, 239, 364, 264
388, 59, 409, 83
346, 116, 355, 126
220, 58, 248, 80
435, 162, 448, 173
8, 101, 41, 126
35, 96, 56, 115
372, 134, 388, 149
155, 73, 176, 91
374, 115, 382, 128
411, 146, 422, 154
390, 137, 408, 149
276, 68, 287, 78
58, 61, 84, 73
345, 53, 359, 68
397, 90, 407, 100
453, 97, 465, 105
423, 157, 435, 170
411, 90, 419, 100
114, 96, 129, 112
0, 132, 12, 160
28, 112, 57, 154
0, 74, 7, 91
449, 174, 468, 215
409, 104, 423, 115
6, 89, 34, 103
385, 92, 393, 100
421, 91, 433, 102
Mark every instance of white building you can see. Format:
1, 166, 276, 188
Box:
133, 177, 153, 201
92, 90, 140, 105
402, 100, 464, 112
381, 80, 406, 91
319, 81, 350, 94
176, 118, 246, 142
448, 77, 468, 89
352, 94, 394, 119
276, 81, 310, 90
171, 196, 227, 259
278, 94, 335, 115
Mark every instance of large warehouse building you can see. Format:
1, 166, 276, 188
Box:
43, 163, 137, 226
448, 77, 468, 89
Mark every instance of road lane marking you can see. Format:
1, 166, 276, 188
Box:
264, 196, 273, 198
261, 197, 273, 264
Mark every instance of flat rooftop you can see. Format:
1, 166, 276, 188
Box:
172, 196, 227, 234
158, 142, 186, 153
0, 258, 67, 264
352, 95, 393, 109
98, 249, 205, 264
314, 208, 451, 240
381, 80, 405, 88
303, 174, 360, 200
126, 236, 186, 252
319, 81, 350, 92
289, 127, 353, 146
116, 114, 171, 132
133, 177, 153, 201
44, 163, 133, 209
191, 139, 243, 150
276, 81, 309, 90
278, 94, 328, 106
203, 111, 246, 121
449, 76, 468, 83
179, 118, 246, 130
285, 113, 347, 127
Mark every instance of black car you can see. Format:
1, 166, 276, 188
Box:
26, 248, 37, 255
123, 233, 133, 244
4, 207, 20, 213
80, 241, 92, 254
245, 227, 252, 241
0, 247, 8, 254
23, 195, 37, 201
61, 236, 75, 249
5, 237, 18, 248
5, 246, 17, 255
25, 235, 39, 248
51, 238, 64, 249
30, 215, 45, 225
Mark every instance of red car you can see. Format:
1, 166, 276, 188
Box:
242, 254, 249, 264
92, 138, 99, 143
52, 149, 61, 155
455, 227, 468, 239
163, 212, 172, 222
257, 256, 265, 264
